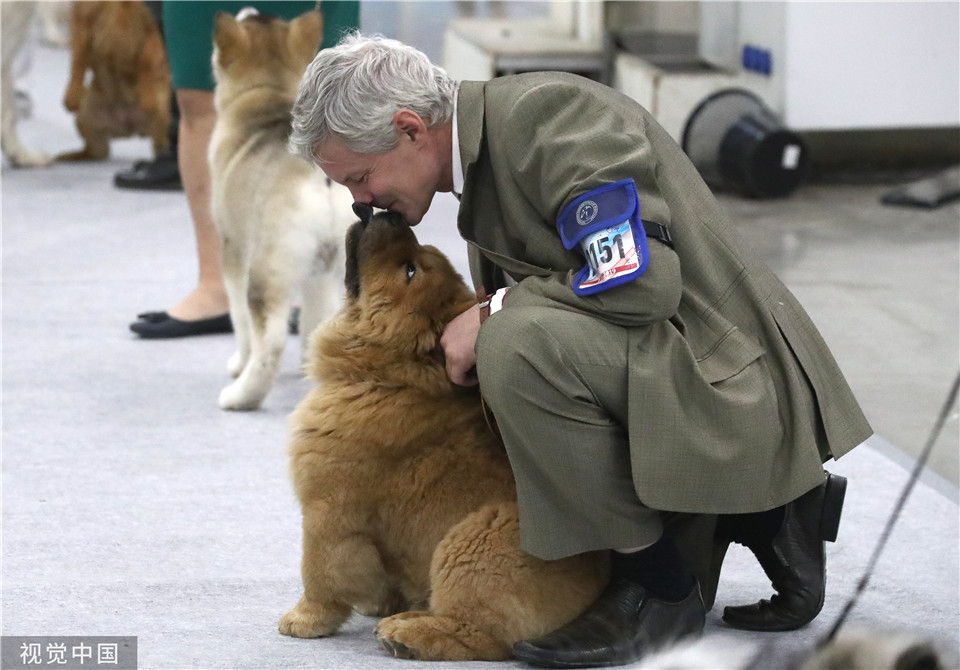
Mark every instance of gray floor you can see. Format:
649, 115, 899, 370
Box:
3, 14, 959, 670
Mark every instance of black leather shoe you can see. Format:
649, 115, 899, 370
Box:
130, 311, 232, 339
512, 578, 705, 668
114, 151, 182, 191
721, 471, 847, 632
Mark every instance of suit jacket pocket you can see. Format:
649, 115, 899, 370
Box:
696, 326, 764, 384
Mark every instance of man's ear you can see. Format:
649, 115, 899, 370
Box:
392, 109, 426, 142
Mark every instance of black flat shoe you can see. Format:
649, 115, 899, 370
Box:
130, 311, 232, 339
512, 578, 705, 668
721, 471, 847, 632
114, 152, 182, 191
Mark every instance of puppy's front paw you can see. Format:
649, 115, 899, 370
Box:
375, 612, 428, 659
218, 382, 261, 411
279, 601, 346, 638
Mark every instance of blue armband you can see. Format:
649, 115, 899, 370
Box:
557, 179, 651, 296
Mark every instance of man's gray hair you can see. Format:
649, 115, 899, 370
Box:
290, 32, 458, 162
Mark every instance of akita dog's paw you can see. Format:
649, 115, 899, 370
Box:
218, 382, 261, 411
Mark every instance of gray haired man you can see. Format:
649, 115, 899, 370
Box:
289, 32, 871, 668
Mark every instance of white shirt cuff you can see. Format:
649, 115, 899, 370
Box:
489, 287, 510, 316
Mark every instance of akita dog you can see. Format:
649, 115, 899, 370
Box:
210, 9, 354, 411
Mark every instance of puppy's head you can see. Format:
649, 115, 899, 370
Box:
211, 8, 322, 102
342, 204, 475, 356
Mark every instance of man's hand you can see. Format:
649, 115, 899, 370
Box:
440, 304, 482, 386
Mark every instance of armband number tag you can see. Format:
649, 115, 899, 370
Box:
557, 179, 652, 296
578, 220, 640, 292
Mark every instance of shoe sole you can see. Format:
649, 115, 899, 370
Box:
820, 471, 847, 543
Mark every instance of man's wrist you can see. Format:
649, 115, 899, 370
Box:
477, 287, 510, 324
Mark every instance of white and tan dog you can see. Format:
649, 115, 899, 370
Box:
1, 1, 52, 168
209, 9, 354, 411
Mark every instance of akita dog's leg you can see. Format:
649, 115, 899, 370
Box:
218, 291, 288, 410
218, 236, 253, 381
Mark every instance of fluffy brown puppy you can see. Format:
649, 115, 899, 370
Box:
280, 206, 608, 661
58, 1, 170, 161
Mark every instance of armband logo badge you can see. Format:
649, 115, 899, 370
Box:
576, 200, 599, 225
557, 179, 651, 296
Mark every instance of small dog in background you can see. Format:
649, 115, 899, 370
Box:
58, 1, 170, 161
1, 1, 53, 168
210, 8, 354, 411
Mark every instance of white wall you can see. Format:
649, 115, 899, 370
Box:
781, 2, 960, 130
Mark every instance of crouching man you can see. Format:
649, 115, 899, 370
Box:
288, 32, 872, 668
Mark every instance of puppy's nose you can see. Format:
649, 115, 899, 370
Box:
351, 202, 373, 227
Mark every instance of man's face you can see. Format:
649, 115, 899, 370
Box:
317, 132, 439, 226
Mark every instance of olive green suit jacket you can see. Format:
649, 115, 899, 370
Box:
457, 73, 872, 514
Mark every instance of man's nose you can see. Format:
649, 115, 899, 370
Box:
349, 186, 372, 204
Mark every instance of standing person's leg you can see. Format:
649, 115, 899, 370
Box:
129, 84, 229, 337
129, 1, 232, 338
167, 88, 225, 322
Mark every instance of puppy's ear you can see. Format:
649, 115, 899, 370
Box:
352, 203, 373, 225
213, 12, 248, 69
287, 9, 323, 61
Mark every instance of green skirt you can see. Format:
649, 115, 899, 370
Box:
163, 0, 359, 90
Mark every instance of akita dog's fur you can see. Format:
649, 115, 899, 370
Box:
210, 9, 354, 411
279, 207, 609, 660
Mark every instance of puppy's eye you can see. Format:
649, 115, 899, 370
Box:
405, 263, 417, 282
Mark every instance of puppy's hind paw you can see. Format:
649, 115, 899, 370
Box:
379, 637, 414, 659
375, 612, 510, 662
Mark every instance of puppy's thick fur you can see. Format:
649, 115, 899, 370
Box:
1, 1, 52, 168
279, 208, 608, 661
58, 1, 170, 161
210, 10, 354, 411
